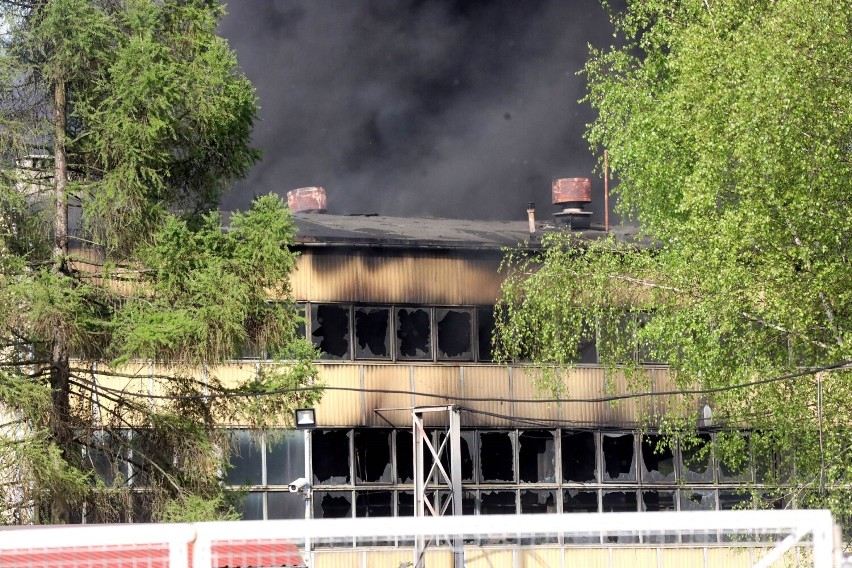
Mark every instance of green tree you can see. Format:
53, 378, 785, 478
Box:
0, 0, 318, 523
497, 0, 852, 520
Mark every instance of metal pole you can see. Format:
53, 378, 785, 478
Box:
413, 412, 425, 567
449, 407, 464, 568
304, 428, 313, 566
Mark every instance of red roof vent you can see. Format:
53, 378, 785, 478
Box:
287, 187, 327, 213
552, 178, 592, 229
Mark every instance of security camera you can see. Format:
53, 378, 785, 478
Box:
288, 478, 310, 493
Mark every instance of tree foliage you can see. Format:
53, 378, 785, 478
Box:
497, 0, 852, 521
0, 0, 318, 523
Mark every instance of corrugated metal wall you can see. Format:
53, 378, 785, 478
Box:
312, 362, 681, 429
290, 248, 504, 305
311, 546, 769, 567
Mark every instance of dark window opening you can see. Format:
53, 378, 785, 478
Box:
719, 491, 752, 511
314, 491, 352, 519
564, 490, 598, 513
479, 432, 514, 482
355, 490, 393, 517
518, 430, 555, 483
682, 433, 713, 482
577, 318, 597, 364
641, 490, 676, 512
641, 435, 676, 483
520, 490, 556, 514
436, 309, 473, 360
480, 491, 516, 515
602, 433, 636, 482
680, 490, 717, 542
562, 431, 596, 482
718, 434, 752, 482
603, 491, 639, 542
398, 491, 414, 516
311, 304, 350, 360
312, 430, 351, 485
396, 308, 431, 359
438, 431, 474, 482
396, 429, 434, 484
355, 429, 392, 483
476, 306, 496, 361
354, 307, 390, 359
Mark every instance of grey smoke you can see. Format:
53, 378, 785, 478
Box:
219, 0, 619, 221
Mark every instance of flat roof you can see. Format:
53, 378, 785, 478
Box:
292, 213, 639, 251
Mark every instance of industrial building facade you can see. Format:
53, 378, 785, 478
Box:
225, 212, 764, 530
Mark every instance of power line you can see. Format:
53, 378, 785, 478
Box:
71, 359, 852, 405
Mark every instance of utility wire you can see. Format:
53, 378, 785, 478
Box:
71, 359, 852, 404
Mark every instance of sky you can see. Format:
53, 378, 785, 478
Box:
218, 0, 619, 222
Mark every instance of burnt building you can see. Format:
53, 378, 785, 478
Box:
224, 202, 757, 532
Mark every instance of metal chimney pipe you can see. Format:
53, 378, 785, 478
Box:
527, 202, 536, 234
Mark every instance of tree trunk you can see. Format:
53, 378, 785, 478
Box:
49, 78, 72, 524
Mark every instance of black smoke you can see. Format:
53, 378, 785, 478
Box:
219, 0, 619, 221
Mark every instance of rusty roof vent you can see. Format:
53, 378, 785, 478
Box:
552, 177, 592, 229
287, 187, 327, 214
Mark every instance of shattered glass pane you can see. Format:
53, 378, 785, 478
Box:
562, 431, 597, 482
602, 491, 639, 542
396, 308, 432, 360
719, 490, 752, 510
518, 430, 555, 483
398, 491, 414, 516
313, 491, 352, 519
355, 429, 392, 483
312, 430, 351, 485
354, 307, 390, 359
476, 306, 496, 361
520, 490, 557, 514
479, 431, 514, 482
602, 433, 636, 482
355, 490, 393, 517
397, 429, 434, 484
480, 490, 516, 515
682, 433, 713, 482
641, 435, 676, 483
311, 304, 351, 360
563, 490, 600, 543
437, 430, 475, 482
436, 308, 473, 360
641, 490, 676, 511
680, 490, 717, 542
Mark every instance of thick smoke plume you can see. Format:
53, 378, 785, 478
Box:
219, 0, 618, 221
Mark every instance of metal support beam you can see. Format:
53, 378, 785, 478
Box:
412, 405, 465, 568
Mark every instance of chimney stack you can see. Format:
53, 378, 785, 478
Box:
552, 178, 593, 229
526, 202, 536, 234
287, 187, 327, 214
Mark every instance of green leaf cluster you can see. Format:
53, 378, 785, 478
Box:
498, 0, 852, 524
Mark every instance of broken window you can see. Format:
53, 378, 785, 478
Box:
576, 317, 598, 364
227, 430, 263, 486
313, 491, 352, 519
396, 307, 432, 359
355, 491, 393, 517
518, 430, 555, 483
719, 491, 752, 511
396, 429, 434, 484
398, 491, 414, 516
85, 430, 128, 487
436, 308, 473, 360
354, 307, 390, 359
312, 430, 351, 485
437, 430, 475, 482
680, 490, 717, 542
354, 429, 392, 483
520, 490, 557, 514
563, 490, 599, 543
562, 431, 597, 482
641, 490, 676, 512
478, 431, 515, 482
480, 490, 516, 515
602, 491, 639, 542
718, 434, 752, 482
265, 433, 304, 486
602, 433, 636, 482
311, 304, 351, 360
476, 306, 496, 361
267, 491, 304, 520
641, 435, 676, 483
681, 433, 713, 482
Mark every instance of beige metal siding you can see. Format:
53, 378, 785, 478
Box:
314, 365, 362, 427
460, 365, 512, 427
512, 366, 561, 424
363, 364, 411, 427
413, 366, 462, 426
291, 249, 503, 305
